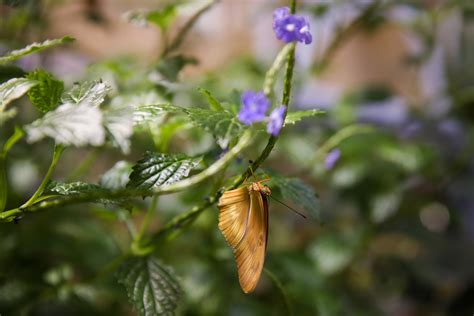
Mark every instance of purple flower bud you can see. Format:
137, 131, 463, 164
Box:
273, 7, 312, 44
325, 148, 341, 170
267, 106, 286, 136
238, 90, 270, 125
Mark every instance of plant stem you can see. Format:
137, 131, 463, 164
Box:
21, 144, 64, 208
264, 268, 294, 316
135, 196, 158, 243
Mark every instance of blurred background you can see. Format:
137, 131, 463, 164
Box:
1, 0, 474, 315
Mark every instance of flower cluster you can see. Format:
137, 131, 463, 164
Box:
273, 7, 312, 44
238, 90, 286, 136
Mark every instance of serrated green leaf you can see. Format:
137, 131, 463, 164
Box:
268, 174, 320, 220
284, 109, 325, 125
117, 256, 182, 316
26, 69, 64, 113
111, 91, 166, 126
0, 78, 38, 111
100, 161, 133, 190
61, 80, 110, 107
0, 36, 74, 64
197, 88, 223, 111
134, 104, 246, 148
24, 102, 105, 147
127, 152, 202, 190
45, 181, 104, 196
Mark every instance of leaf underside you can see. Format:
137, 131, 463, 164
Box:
117, 256, 182, 316
127, 152, 202, 190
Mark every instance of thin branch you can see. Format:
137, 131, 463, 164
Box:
162, 0, 218, 57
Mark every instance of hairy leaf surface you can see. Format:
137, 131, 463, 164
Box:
26, 69, 64, 113
117, 256, 182, 316
128, 152, 202, 190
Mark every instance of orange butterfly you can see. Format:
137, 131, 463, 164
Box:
218, 179, 271, 293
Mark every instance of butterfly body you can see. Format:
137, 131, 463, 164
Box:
218, 180, 270, 293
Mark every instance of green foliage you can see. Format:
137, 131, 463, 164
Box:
61, 80, 111, 107
198, 87, 224, 111
117, 256, 182, 316
284, 109, 325, 125
157, 55, 197, 81
0, 36, 74, 64
24, 102, 105, 147
0, 77, 38, 111
128, 152, 202, 190
45, 181, 105, 196
100, 161, 133, 189
26, 69, 64, 113
268, 173, 320, 220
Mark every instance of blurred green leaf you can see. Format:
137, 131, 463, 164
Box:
26, 69, 64, 113
147, 5, 177, 30
284, 109, 325, 125
137, 104, 246, 148
127, 152, 202, 190
100, 161, 133, 190
24, 103, 105, 147
268, 173, 320, 220
157, 55, 198, 81
117, 255, 182, 316
198, 88, 223, 111
0, 36, 74, 64
61, 80, 110, 107
104, 103, 133, 154
0, 77, 38, 111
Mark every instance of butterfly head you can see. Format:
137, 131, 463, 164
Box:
250, 181, 271, 196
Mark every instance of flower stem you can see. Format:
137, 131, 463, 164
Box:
21, 144, 64, 208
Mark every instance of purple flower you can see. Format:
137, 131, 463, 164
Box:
238, 90, 270, 125
325, 148, 341, 170
267, 106, 286, 136
273, 7, 312, 44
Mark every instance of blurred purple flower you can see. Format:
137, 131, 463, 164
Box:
273, 7, 312, 44
325, 148, 341, 170
267, 106, 286, 136
238, 90, 270, 125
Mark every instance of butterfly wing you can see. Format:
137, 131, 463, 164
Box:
218, 187, 268, 293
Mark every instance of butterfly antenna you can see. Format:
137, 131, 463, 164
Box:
248, 160, 258, 182
269, 195, 307, 219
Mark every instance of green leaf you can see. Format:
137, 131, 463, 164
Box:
61, 80, 110, 107
45, 181, 104, 196
0, 77, 38, 111
197, 88, 223, 111
284, 109, 325, 125
156, 55, 197, 81
24, 103, 105, 147
127, 152, 202, 190
110, 91, 166, 126
100, 161, 133, 190
147, 5, 178, 30
0, 36, 74, 64
104, 103, 133, 154
117, 256, 182, 316
184, 107, 245, 148
134, 103, 245, 148
26, 69, 64, 113
268, 174, 320, 220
